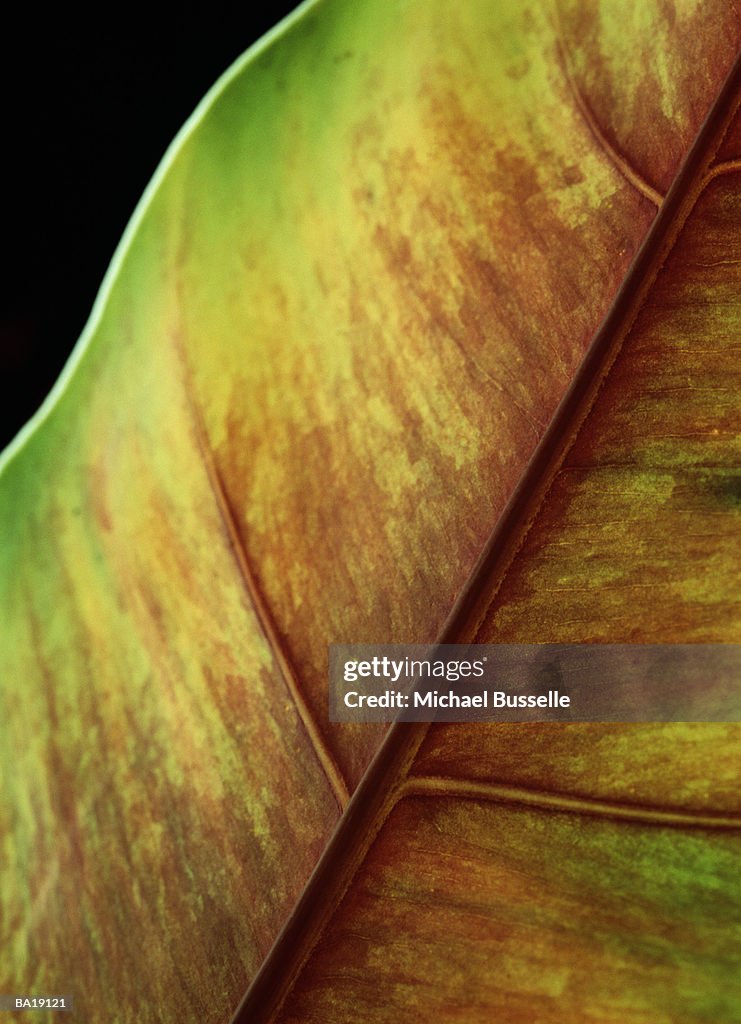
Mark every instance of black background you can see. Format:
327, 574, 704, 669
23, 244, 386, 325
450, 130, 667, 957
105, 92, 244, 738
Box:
0, 6, 300, 448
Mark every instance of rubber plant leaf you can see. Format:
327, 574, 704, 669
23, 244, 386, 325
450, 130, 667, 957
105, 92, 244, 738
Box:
0, 2, 739, 1022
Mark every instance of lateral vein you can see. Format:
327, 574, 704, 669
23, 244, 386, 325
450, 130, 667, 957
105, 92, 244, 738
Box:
553, 21, 663, 208
171, 328, 350, 812
402, 775, 741, 830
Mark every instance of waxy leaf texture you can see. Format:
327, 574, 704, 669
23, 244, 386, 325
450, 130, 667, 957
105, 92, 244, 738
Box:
0, 1, 739, 1022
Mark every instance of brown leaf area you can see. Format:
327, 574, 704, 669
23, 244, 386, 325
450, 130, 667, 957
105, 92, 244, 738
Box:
281, 797, 741, 1023
481, 172, 741, 646
239, 30, 741, 1024
556, 0, 741, 194
181, 0, 677, 792
413, 722, 741, 814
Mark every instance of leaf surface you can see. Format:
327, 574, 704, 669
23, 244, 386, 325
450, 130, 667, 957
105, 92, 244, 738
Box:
280, 798, 741, 1023
0, 1, 739, 1022
243, 58, 741, 1024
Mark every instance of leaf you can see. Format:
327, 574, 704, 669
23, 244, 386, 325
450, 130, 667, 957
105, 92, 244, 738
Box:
0, 1, 739, 1022
248, 94, 741, 1018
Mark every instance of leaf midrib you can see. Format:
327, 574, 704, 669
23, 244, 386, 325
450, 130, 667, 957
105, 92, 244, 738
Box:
231, 45, 741, 1024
